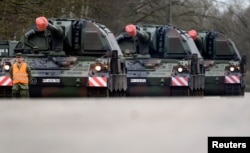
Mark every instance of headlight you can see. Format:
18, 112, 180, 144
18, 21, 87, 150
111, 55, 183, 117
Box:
103, 64, 108, 70
177, 67, 183, 73
3, 64, 10, 71
3, 62, 11, 71
93, 62, 108, 72
94, 65, 102, 71
229, 66, 235, 72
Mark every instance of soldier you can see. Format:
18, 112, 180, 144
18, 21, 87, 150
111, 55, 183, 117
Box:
9, 53, 32, 98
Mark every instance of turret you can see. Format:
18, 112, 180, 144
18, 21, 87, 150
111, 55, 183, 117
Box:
187, 29, 242, 60
15, 16, 123, 57
117, 24, 202, 59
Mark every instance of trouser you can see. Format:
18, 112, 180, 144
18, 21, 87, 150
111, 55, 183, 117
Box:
12, 89, 30, 98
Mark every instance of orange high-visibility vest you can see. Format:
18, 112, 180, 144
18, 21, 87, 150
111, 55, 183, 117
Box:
12, 63, 28, 84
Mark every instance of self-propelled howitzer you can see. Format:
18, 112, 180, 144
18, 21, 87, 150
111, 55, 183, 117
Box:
117, 24, 205, 96
188, 30, 246, 96
0, 16, 126, 97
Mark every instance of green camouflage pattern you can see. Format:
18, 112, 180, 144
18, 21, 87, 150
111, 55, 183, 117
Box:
0, 17, 126, 97
191, 31, 246, 96
117, 24, 205, 96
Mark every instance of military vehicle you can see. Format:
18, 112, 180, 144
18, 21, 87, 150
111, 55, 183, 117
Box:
0, 16, 126, 97
116, 24, 205, 96
0, 40, 18, 97
188, 30, 246, 96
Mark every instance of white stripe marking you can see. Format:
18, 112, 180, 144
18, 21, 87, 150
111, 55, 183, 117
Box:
3, 78, 12, 86
97, 77, 107, 87
231, 76, 240, 83
89, 77, 99, 87
172, 77, 181, 86
179, 77, 188, 86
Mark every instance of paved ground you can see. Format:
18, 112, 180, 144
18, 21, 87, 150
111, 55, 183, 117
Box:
0, 94, 250, 153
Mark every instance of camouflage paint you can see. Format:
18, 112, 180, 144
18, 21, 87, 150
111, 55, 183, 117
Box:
117, 24, 205, 96
191, 31, 246, 96
0, 17, 126, 98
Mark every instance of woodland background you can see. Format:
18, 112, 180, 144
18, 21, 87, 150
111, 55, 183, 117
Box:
0, 0, 250, 90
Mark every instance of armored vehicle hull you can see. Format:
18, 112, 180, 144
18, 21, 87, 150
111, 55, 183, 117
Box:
117, 24, 205, 96
0, 17, 126, 97
0, 40, 18, 97
188, 30, 246, 96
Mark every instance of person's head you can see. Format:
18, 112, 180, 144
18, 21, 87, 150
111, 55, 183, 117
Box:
15, 53, 23, 63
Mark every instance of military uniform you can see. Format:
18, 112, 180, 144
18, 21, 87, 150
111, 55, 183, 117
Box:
9, 53, 32, 98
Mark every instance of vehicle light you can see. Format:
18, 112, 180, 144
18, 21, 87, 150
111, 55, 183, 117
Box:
103, 64, 108, 70
4, 64, 10, 71
177, 67, 183, 73
229, 66, 235, 72
95, 65, 102, 71
237, 66, 240, 70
